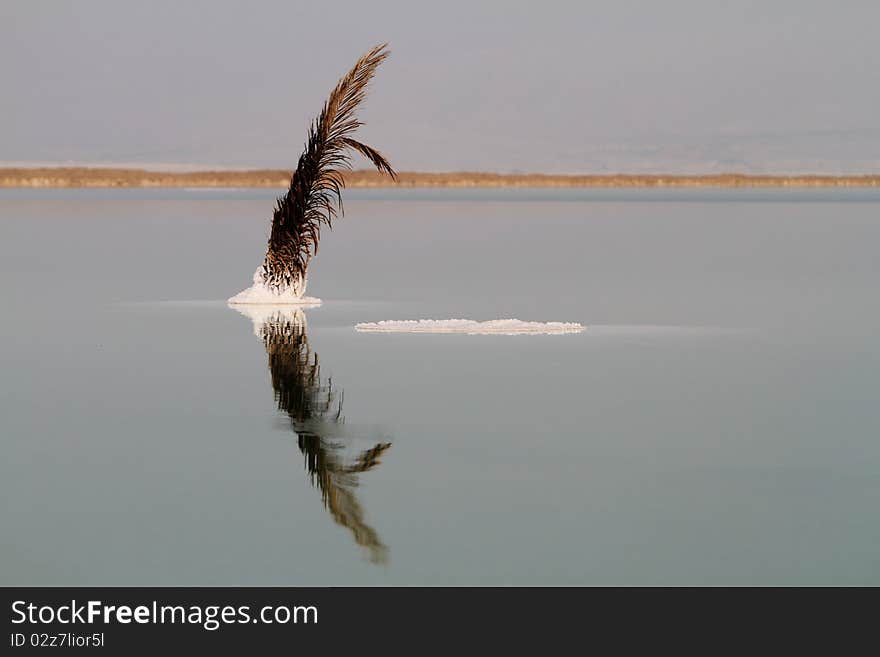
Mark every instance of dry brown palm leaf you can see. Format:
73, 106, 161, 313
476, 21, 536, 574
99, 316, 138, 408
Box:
260, 43, 396, 297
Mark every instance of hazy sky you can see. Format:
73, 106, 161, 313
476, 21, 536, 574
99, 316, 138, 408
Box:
2, 0, 879, 173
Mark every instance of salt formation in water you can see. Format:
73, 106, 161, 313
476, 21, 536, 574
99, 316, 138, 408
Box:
228, 268, 322, 305
355, 319, 586, 335
230, 44, 396, 304
230, 303, 391, 564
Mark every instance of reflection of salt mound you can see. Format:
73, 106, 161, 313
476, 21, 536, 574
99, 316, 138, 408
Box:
228, 268, 321, 305
355, 319, 585, 335
228, 302, 320, 338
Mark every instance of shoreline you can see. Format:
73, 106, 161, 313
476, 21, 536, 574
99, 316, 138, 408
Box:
2, 167, 879, 189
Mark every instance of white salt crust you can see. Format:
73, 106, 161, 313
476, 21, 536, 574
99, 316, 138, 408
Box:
354, 319, 585, 335
228, 269, 320, 305
227, 284, 321, 306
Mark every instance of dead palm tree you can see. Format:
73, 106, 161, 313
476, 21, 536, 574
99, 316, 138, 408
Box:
256, 43, 396, 298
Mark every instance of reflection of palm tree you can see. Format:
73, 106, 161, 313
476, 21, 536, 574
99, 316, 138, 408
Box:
233, 305, 390, 564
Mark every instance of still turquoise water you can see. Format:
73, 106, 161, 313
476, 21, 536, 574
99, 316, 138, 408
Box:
1, 187, 878, 585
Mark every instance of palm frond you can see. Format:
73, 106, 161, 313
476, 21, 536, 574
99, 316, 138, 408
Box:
261, 43, 396, 293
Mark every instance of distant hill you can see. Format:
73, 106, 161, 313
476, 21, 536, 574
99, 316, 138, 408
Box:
1, 167, 879, 188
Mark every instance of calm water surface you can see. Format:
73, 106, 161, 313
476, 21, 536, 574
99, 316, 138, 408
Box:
1, 188, 878, 585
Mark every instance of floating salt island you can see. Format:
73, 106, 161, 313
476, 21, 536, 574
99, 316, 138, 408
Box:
354, 319, 585, 335
227, 273, 322, 306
